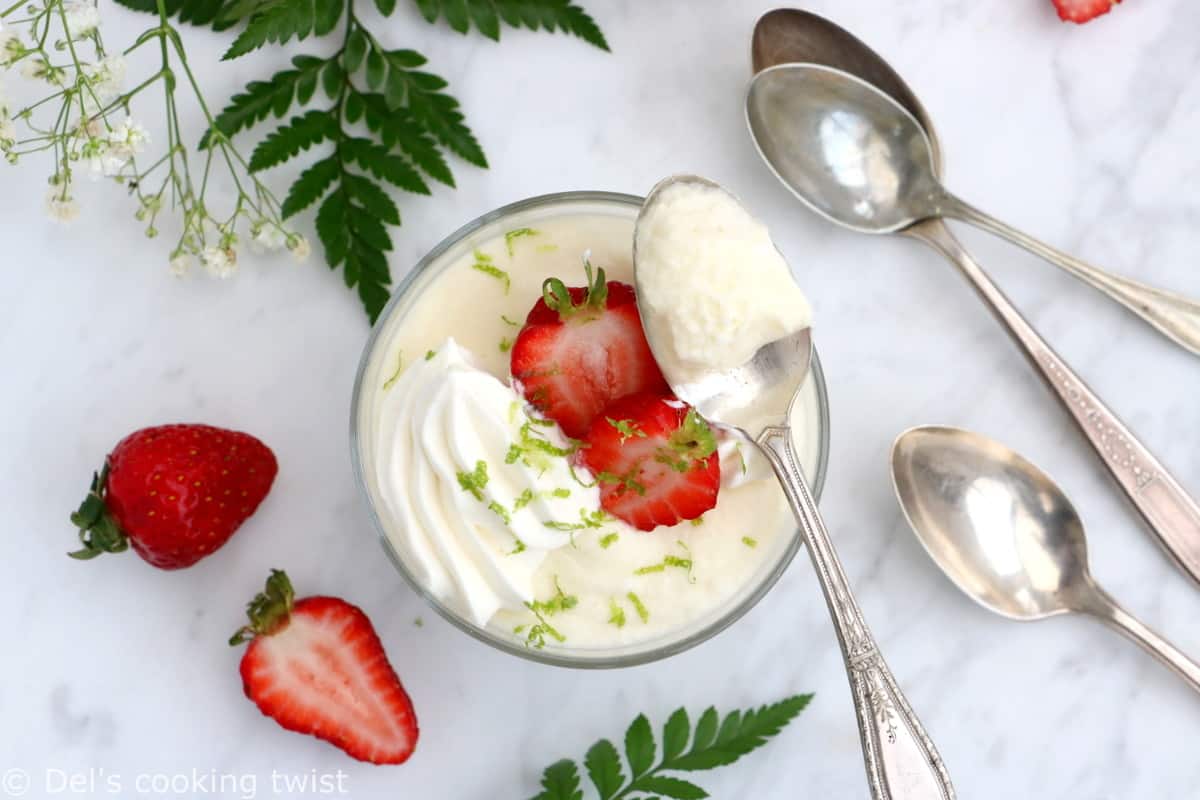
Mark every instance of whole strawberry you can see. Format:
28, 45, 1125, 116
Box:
231, 570, 419, 765
69, 424, 277, 569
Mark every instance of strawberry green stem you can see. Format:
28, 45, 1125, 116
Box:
229, 570, 295, 645
68, 464, 130, 560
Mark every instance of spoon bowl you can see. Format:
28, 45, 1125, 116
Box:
750, 8, 943, 174
746, 63, 941, 235
891, 425, 1200, 695
891, 426, 1094, 621
634, 175, 812, 437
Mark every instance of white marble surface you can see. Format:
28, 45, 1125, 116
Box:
4, 0, 1200, 797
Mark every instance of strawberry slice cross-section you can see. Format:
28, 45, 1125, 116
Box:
231, 571, 419, 765
510, 261, 669, 439
577, 393, 721, 531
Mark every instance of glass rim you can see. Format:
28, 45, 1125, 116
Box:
349, 190, 832, 669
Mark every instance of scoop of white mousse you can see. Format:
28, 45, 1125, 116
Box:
634, 181, 812, 388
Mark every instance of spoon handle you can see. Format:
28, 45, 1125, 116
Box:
756, 426, 954, 800
1081, 586, 1200, 694
908, 219, 1200, 589
938, 194, 1200, 356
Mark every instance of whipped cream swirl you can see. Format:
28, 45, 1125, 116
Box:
375, 339, 600, 625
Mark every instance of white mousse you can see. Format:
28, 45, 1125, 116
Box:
634, 181, 812, 388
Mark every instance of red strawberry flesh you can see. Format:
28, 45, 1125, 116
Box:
234, 571, 419, 765
511, 279, 669, 439
578, 393, 720, 531
1053, 0, 1120, 23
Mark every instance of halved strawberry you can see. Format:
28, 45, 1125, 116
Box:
577, 393, 720, 531
231, 571, 419, 765
510, 262, 669, 439
1052, 0, 1120, 23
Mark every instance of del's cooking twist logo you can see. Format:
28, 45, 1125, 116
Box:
0, 767, 349, 797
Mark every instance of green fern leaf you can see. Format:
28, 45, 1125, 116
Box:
223, 0, 333, 60
248, 110, 337, 171
281, 156, 339, 218
417, 0, 609, 50
340, 137, 430, 195
199, 56, 326, 148
343, 173, 401, 225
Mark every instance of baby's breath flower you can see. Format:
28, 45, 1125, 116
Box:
0, 23, 21, 67
287, 233, 310, 262
250, 220, 286, 252
83, 54, 126, 107
169, 253, 191, 277
108, 116, 147, 154
62, 0, 100, 38
201, 245, 237, 279
0, 80, 12, 151
21, 57, 65, 85
45, 186, 79, 221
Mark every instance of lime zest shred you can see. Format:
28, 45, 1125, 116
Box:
381, 351, 403, 390
599, 532, 619, 549
424, 349, 436, 361
608, 598, 626, 628
627, 591, 649, 623
504, 227, 540, 256
742, 536, 758, 548
690, 516, 705, 527
501, 314, 521, 327
455, 460, 489, 501
472, 249, 511, 293
499, 336, 513, 353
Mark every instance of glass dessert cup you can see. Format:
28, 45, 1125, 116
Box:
350, 191, 831, 668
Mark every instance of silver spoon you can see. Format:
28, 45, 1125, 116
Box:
747, 31, 1200, 356
634, 175, 954, 800
745, 59, 1200, 592
891, 425, 1200, 694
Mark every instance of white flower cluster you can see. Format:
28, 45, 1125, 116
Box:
80, 115, 148, 179
62, 0, 100, 38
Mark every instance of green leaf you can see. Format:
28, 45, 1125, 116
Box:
689, 708, 718, 754
344, 173, 400, 225
374, 0, 396, 14
440, 0, 470, 32
200, 57, 326, 148
345, 28, 369, 72
112, 0, 248, 29
321, 59, 344, 99
348, 239, 391, 321
341, 137, 430, 195
347, 204, 393, 251
530, 759, 583, 800
313, 0, 342, 34
415, 0, 610, 51
366, 47, 388, 90
467, 0, 500, 39
248, 110, 336, 172
223, 0, 325, 60
665, 695, 813, 772
624, 714, 655, 780
406, 86, 487, 167
344, 91, 365, 123
662, 708, 690, 763
316, 189, 350, 265
281, 156, 339, 218
360, 95, 455, 186
583, 739, 623, 800
629, 776, 708, 800
414, 0, 439, 22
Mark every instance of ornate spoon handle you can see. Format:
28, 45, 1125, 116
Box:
937, 194, 1200, 356
908, 219, 1200, 587
757, 425, 954, 800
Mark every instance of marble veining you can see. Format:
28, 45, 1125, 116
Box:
2, 0, 1199, 797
